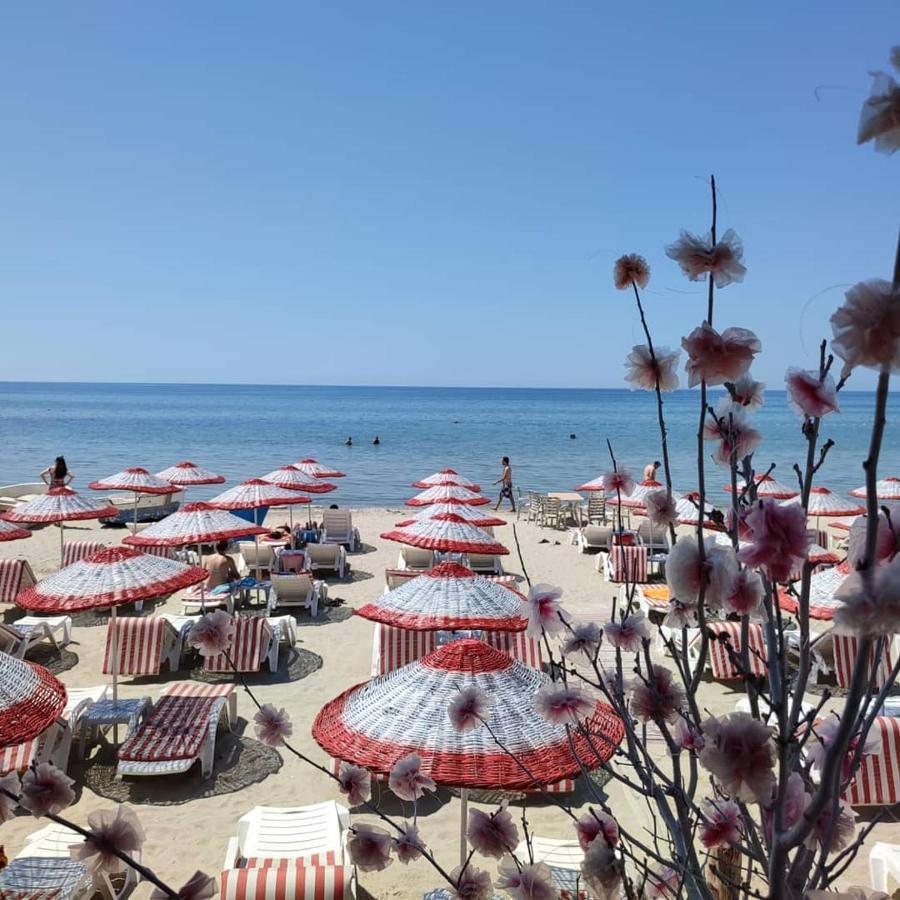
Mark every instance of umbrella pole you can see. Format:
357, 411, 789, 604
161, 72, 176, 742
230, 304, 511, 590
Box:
59, 522, 65, 567
133, 493, 139, 534
459, 788, 468, 868
198, 542, 206, 612
111, 605, 120, 744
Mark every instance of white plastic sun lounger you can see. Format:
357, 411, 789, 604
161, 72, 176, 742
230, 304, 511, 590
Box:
268, 572, 326, 617
577, 524, 613, 553
238, 542, 275, 576
321, 509, 360, 551
306, 542, 346, 578
398, 546, 435, 570
0, 618, 72, 658
513, 837, 586, 898
465, 553, 504, 575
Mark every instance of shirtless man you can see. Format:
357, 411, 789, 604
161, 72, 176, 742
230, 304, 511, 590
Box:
205, 540, 240, 589
643, 460, 661, 481
493, 456, 515, 512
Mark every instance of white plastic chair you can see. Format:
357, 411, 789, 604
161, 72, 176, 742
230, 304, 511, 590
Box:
321, 509, 360, 550
268, 573, 325, 616
307, 543, 346, 578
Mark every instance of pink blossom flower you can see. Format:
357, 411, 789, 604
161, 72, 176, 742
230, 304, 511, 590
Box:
603, 469, 634, 496
150, 872, 217, 900
614, 253, 651, 290
603, 614, 650, 653
20, 762, 75, 816
738, 499, 812, 583
449, 864, 493, 900
347, 824, 393, 872
682, 323, 761, 387
672, 718, 705, 754
831, 279, 900, 378
575, 809, 619, 851
466, 806, 519, 859
699, 799, 741, 848
847, 507, 898, 568
388, 753, 436, 802
624, 345, 680, 392
645, 490, 678, 528
392, 821, 425, 864
561, 621, 602, 658
629, 665, 685, 724
785, 368, 840, 419
580, 841, 622, 896
781, 773, 811, 831
0, 772, 19, 822
496, 860, 556, 900
723, 569, 764, 617
187, 610, 234, 657
337, 762, 371, 806
70, 806, 146, 874
533, 683, 594, 724
699, 713, 775, 802
524, 584, 567, 639
857, 51, 900, 153
805, 800, 856, 853
253, 704, 292, 747
704, 403, 762, 466
666, 228, 746, 287
730, 375, 765, 409
448, 686, 493, 731
833, 556, 900, 637
807, 714, 880, 781
663, 598, 698, 629
666, 536, 738, 607
647, 866, 682, 899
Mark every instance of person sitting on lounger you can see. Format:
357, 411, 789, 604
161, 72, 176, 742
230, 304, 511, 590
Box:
205, 541, 240, 589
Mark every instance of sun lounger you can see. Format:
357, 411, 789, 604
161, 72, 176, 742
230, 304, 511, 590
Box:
634, 585, 671, 619
321, 509, 360, 551
0, 617, 72, 658
102, 615, 190, 676
662, 621, 767, 681
577, 524, 613, 553
844, 716, 900, 806
0, 855, 94, 900
182, 583, 236, 615
833, 633, 900, 690
238, 542, 275, 576
162, 681, 238, 726
512, 837, 586, 898
274, 549, 306, 574
634, 520, 670, 554
268, 573, 326, 617
0, 719, 73, 776
306, 543, 346, 579
203, 614, 297, 673
0, 558, 37, 603
602, 545, 649, 584
870, 842, 900, 893
17, 822, 140, 900
61, 540, 106, 568
398, 546, 436, 571
116, 686, 233, 779
465, 553, 504, 575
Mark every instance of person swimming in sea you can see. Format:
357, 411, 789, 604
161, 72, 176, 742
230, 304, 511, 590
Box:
344, 437, 352, 446
373, 436, 380, 445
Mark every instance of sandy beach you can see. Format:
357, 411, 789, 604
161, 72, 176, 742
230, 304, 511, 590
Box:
0, 506, 888, 897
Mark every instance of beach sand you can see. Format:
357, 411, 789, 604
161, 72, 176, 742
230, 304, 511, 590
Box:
0, 508, 886, 897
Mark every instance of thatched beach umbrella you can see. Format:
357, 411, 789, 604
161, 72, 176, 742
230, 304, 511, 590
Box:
1, 487, 118, 565
0, 653, 68, 748
406, 485, 491, 507
381, 513, 508, 556
394, 504, 506, 528
574, 474, 607, 493
0, 520, 32, 543
260, 466, 334, 530
724, 473, 799, 500
88, 467, 181, 533
849, 476, 900, 501
155, 461, 225, 503
412, 469, 481, 491
294, 458, 346, 478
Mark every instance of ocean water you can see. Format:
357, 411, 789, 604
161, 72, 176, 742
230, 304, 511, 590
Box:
0, 382, 897, 507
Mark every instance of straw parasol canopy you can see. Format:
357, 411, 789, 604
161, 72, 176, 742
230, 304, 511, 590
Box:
606, 479, 671, 510
381, 513, 509, 555
849, 476, 900, 501
574, 475, 607, 493
783, 486, 865, 519
0, 520, 32, 543
294, 458, 346, 478
412, 469, 481, 491
89, 468, 181, 496
406, 485, 491, 507
312, 639, 624, 790
17, 546, 207, 613
355, 562, 526, 631
209, 479, 316, 511
123, 502, 267, 548
260, 466, 336, 495
0, 653, 68, 748
394, 504, 506, 528
724, 473, 799, 500
155, 461, 225, 486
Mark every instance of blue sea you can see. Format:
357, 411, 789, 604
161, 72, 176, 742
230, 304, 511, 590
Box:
0, 382, 897, 507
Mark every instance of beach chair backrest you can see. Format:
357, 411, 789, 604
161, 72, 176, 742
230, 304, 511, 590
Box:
103, 616, 171, 675
0, 735, 38, 775
308, 543, 338, 564
62, 540, 105, 568
609, 545, 648, 584
205, 616, 272, 673
0, 719, 66, 775
384, 568, 418, 589
240, 543, 274, 570
706, 622, 767, 680
276, 550, 306, 574
0, 558, 26, 603
238, 802, 345, 862
141, 545, 173, 559
322, 509, 351, 536
483, 630, 543, 669
467, 553, 500, 574
588, 493, 605, 514
400, 546, 434, 569
833, 633, 897, 690
270, 573, 313, 600
0, 623, 24, 655
846, 715, 900, 806
583, 525, 611, 547
374, 624, 437, 674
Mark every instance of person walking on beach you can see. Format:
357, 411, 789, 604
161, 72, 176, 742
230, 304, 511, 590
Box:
493, 456, 515, 512
204, 540, 240, 589
40, 456, 74, 488
643, 460, 661, 481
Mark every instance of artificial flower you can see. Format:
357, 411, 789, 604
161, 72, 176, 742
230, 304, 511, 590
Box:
738, 499, 812, 583
150, 871, 217, 900
524, 584, 567, 639
671, 718, 705, 754
20, 763, 75, 816
388, 753, 436, 802
337, 762, 371, 806
786, 368, 839, 419
730, 375, 765, 409
448, 685, 492, 731
847, 505, 899, 568
604, 469, 634, 496
682, 323, 761, 387
833, 555, 900, 637
699, 799, 741, 848
704, 403, 762, 466
187, 610, 234, 657
723, 568, 764, 617
645, 489, 678, 528
699, 713, 775, 802
253, 704, 292, 747
806, 713, 880, 781
857, 49, 900, 153
628, 665, 685, 724
575, 809, 619, 851
449, 864, 493, 900
614, 253, 650, 290
70, 805, 145, 874
393, 820, 425, 864
624, 345, 680, 392
666, 228, 746, 287
346, 824, 393, 872
0, 772, 20, 822
780, 772, 811, 831
580, 840, 622, 896
561, 621, 602, 658
533, 683, 594, 724
603, 614, 650, 653
663, 598, 698, 629
646, 866, 682, 899
496, 859, 556, 900
831, 279, 900, 378
804, 800, 856, 853
466, 806, 519, 859
665, 536, 739, 607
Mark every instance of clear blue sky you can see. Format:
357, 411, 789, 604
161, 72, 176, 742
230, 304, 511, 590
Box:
0, 2, 896, 388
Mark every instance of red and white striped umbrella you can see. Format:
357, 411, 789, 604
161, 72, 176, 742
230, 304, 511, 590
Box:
0, 653, 68, 748
406, 485, 491, 507
0, 520, 31, 543
155, 461, 225, 486
89, 467, 181, 496
122, 502, 267, 547
17, 546, 207, 613
849, 476, 900, 501
808, 544, 841, 565
606, 479, 671, 510
394, 504, 506, 528
208, 479, 315, 511
294, 458, 346, 478
574, 475, 607, 493
412, 469, 481, 491
355, 562, 526, 631
783, 487, 865, 519
312, 638, 623, 791
260, 466, 336, 495
724, 473, 799, 500
381, 513, 508, 555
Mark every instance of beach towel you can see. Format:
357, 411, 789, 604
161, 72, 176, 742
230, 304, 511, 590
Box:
118, 695, 218, 763
0, 559, 27, 603
609, 545, 648, 584
846, 716, 900, 806
204, 616, 270, 673
103, 616, 171, 676
833, 634, 896, 690
220, 865, 352, 900
706, 621, 767, 680
0, 737, 38, 776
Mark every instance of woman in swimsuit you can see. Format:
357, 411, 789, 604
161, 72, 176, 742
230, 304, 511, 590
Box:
40, 456, 74, 488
